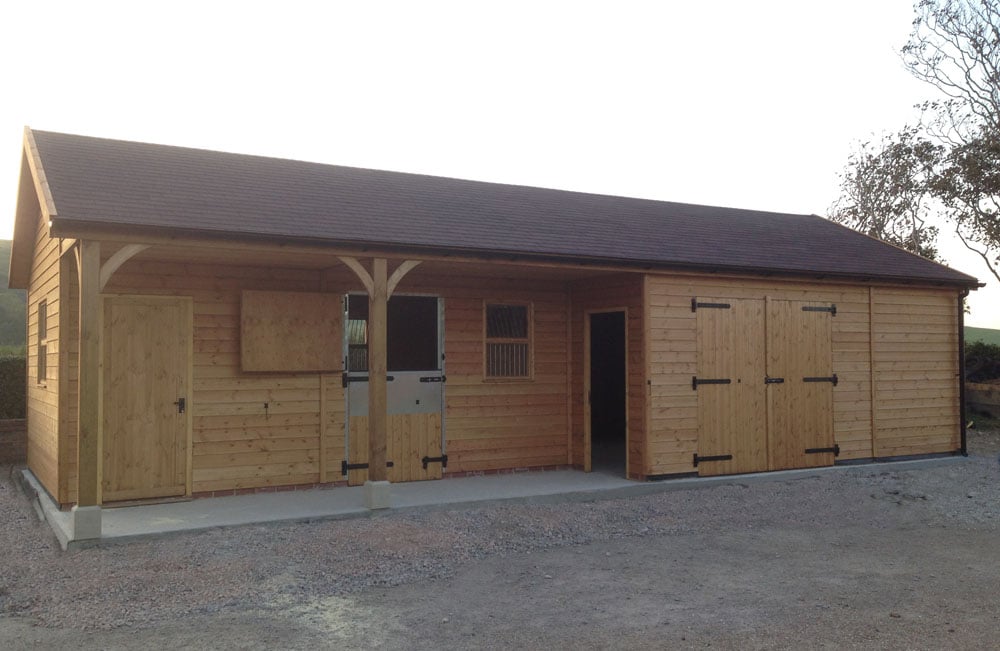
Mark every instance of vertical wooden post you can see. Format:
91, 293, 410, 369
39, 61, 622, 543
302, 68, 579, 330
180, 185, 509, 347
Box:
77, 240, 101, 506
368, 258, 389, 482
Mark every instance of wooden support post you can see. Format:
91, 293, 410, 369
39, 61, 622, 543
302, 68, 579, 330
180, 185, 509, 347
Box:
368, 258, 389, 482
77, 240, 101, 507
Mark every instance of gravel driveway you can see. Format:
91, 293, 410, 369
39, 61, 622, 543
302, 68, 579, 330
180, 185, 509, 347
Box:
1, 429, 998, 649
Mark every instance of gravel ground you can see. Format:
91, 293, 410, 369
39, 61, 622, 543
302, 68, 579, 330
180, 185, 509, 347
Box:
1, 429, 998, 649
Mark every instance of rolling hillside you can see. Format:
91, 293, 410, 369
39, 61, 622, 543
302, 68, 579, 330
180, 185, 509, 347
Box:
966, 326, 1000, 346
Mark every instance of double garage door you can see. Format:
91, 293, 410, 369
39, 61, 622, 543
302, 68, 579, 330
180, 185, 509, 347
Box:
694, 297, 838, 476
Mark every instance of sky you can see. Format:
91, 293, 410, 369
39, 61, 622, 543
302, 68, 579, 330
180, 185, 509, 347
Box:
1, 0, 997, 326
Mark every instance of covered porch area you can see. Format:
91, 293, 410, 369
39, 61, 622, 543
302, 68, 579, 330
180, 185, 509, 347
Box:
58, 235, 649, 541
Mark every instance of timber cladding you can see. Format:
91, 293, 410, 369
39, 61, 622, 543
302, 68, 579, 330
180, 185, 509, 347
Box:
870, 288, 960, 457
42, 248, 961, 504
25, 211, 61, 500
644, 275, 960, 477
569, 275, 645, 478
55, 258, 572, 499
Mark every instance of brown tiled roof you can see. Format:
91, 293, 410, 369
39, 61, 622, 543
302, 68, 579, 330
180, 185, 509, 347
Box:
29, 129, 978, 287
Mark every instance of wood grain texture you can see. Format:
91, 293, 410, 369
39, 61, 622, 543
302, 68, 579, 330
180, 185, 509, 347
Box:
695, 299, 767, 476
646, 275, 871, 476
240, 290, 341, 372
25, 210, 63, 500
766, 300, 835, 470
101, 296, 191, 502
871, 288, 960, 456
569, 275, 645, 476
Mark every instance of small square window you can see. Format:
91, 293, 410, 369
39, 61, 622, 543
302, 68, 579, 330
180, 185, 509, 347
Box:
485, 303, 531, 379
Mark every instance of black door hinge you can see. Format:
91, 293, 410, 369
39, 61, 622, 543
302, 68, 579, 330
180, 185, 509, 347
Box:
692, 297, 732, 312
342, 460, 369, 475
341, 460, 395, 475
805, 444, 840, 456
693, 453, 733, 467
802, 304, 837, 316
803, 375, 838, 386
422, 454, 448, 469
343, 374, 395, 388
692, 377, 732, 390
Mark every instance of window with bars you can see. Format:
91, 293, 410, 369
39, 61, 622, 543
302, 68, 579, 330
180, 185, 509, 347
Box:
485, 303, 531, 379
37, 300, 47, 383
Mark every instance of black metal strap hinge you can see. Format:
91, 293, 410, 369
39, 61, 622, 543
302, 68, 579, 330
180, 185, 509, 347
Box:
805, 444, 840, 456
341, 460, 395, 475
342, 460, 369, 474
803, 374, 838, 386
692, 377, 732, 390
802, 304, 837, 316
691, 297, 732, 312
422, 454, 448, 469
693, 453, 733, 467
342, 374, 396, 388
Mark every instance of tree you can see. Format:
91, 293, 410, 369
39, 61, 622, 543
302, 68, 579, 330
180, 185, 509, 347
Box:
831, 129, 943, 260
832, 0, 1000, 282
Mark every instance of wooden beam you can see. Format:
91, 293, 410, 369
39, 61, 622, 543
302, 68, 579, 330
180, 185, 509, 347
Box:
77, 240, 101, 506
387, 260, 422, 297
338, 256, 374, 295
368, 258, 389, 481
99, 244, 149, 290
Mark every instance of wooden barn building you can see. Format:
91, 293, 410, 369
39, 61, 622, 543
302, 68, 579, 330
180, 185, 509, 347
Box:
7, 128, 979, 538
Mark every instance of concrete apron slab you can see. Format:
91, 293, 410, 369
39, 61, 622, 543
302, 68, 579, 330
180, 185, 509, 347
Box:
16, 455, 968, 550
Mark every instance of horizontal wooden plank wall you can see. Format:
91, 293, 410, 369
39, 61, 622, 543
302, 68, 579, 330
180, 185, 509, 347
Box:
60, 256, 573, 498
26, 210, 61, 502
645, 275, 873, 476
66, 259, 359, 495
395, 270, 570, 474
569, 275, 645, 477
871, 288, 960, 457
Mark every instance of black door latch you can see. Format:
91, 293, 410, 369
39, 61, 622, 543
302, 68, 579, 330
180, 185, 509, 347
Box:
174, 397, 186, 414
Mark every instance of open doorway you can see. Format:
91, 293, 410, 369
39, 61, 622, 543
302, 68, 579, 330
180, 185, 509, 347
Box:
588, 310, 627, 476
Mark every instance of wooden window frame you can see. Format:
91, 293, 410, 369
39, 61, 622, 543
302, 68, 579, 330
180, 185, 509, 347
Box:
36, 299, 47, 384
483, 301, 533, 381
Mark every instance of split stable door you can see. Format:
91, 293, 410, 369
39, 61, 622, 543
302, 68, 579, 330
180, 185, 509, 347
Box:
343, 294, 446, 485
693, 297, 837, 476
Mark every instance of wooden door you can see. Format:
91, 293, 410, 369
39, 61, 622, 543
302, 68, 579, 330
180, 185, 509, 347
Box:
102, 296, 191, 502
695, 298, 768, 476
345, 295, 444, 485
766, 300, 836, 470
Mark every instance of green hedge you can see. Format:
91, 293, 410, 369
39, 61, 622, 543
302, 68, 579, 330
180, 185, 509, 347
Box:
966, 340, 1000, 382
0, 355, 26, 419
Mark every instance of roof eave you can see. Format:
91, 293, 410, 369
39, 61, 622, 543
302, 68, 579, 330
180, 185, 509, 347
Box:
47, 218, 982, 290
8, 128, 58, 290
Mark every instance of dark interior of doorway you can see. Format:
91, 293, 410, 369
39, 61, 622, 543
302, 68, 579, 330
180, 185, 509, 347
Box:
347, 295, 440, 371
590, 311, 627, 476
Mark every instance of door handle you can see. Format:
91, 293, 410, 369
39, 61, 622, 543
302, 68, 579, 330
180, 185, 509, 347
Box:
174, 397, 186, 414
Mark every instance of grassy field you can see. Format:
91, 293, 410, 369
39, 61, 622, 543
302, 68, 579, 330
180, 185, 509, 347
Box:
966, 326, 1000, 345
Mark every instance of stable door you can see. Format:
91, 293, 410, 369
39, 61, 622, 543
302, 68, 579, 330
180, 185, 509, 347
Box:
344, 294, 445, 484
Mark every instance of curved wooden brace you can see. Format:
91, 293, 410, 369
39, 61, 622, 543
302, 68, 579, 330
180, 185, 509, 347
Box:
338, 256, 374, 295
387, 260, 422, 298
100, 244, 149, 291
